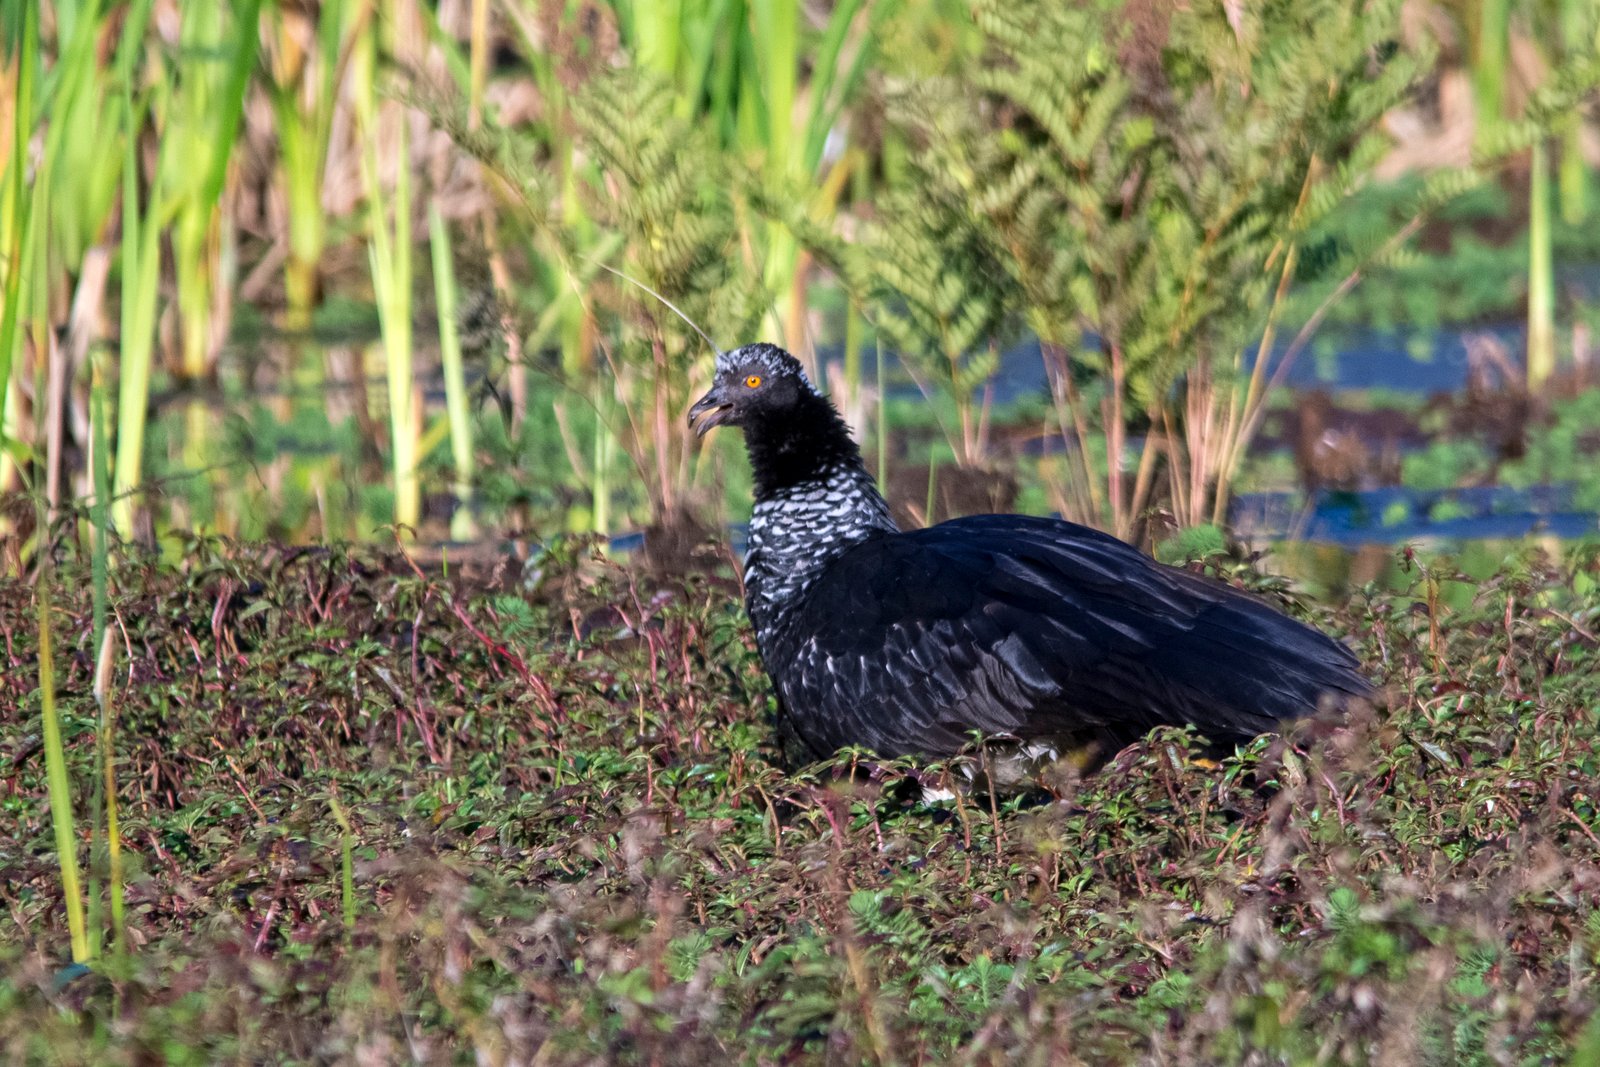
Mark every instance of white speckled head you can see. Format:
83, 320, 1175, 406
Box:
715, 343, 821, 396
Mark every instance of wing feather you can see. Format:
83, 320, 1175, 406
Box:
761, 514, 1370, 759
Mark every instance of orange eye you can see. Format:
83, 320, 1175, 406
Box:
745, 375, 762, 388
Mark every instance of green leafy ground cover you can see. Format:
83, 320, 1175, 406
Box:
3, 535, 1600, 1064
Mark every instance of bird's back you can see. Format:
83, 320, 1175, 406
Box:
757, 513, 1370, 760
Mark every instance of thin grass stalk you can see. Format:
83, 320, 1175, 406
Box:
428, 201, 476, 540
1128, 421, 1160, 543
1238, 264, 1401, 458
328, 796, 357, 933
875, 335, 886, 489
1106, 344, 1128, 538
29, 229, 68, 540
359, 34, 419, 535
1527, 137, 1555, 390
1209, 244, 1299, 526
843, 150, 870, 428
842, 299, 863, 439
651, 337, 674, 518
1160, 407, 1190, 531
89, 360, 126, 963
1207, 162, 1316, 526
1186, 362, 1218, 529
1213, 213, 1428, 526
81, 367, 114, 962
20, 126, 49, 522
951, 347, 974, 467
0, 389, 18, 502
111, 90, 166, 539
591, 401, 607, 535
1040, 340, 1104, 526
37, 546, 89, 962
594, 395, 615, 536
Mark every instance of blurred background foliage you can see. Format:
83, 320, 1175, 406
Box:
0, 0, 1598, 558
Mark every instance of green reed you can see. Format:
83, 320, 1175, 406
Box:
89, 363, 126, 964
111, 88, 164, 538
165, 1, 259, 381
1529, 137, 1555, 390
356, 25, 419, 535
266, 0, 358, 336
0, 28, 30, 503
612, 0, 876, 359
429, 202, 477, 540
36, 544, 88, 962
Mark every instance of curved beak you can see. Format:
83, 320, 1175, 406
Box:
688, 384, 734, 437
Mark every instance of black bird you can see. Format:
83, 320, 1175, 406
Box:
690, 343, 1372, 767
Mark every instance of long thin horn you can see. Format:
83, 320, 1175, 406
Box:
588, 258, 723, 356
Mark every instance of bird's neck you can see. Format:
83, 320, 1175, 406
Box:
741, 392, 868, 499
740, 394, 897, 628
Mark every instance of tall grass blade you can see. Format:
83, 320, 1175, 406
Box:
593, 399, 611, 536
1473, 0, 1511, 131
428, 201, 477, 540
0, 3, 36, 469
328, 796, 357, 933
269, 0, 353, 334
41, 0, 124, 275
37, 550, 89, 962
359, 34, 419, 534
169, 0, 261, 380
111, 89, 166, 539
90, 362, 126, 962
636, 0, 684, 79
800, 0, 869, 175
1558, 123, 1586, 225
751, 0, 801, 349
1528, 137, 1554, 390
751, 0, 797, 175
1556, 0, 1589, 224
875, 335, 886, 488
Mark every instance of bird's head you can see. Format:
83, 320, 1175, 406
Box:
688, 343, 820, 437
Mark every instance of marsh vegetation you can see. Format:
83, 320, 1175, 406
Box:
4, 1, 1600, 1062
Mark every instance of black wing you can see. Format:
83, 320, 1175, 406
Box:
764, 515, 1370, 759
